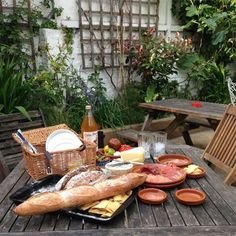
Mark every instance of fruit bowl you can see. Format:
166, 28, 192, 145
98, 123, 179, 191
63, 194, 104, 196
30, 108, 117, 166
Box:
96, 149, 120, 160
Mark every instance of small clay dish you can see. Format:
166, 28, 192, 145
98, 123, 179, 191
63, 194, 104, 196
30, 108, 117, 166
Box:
175, 188, 206, 206
138, 188, 167, 205
187, 167, 206, 179
157, 154, 192, 167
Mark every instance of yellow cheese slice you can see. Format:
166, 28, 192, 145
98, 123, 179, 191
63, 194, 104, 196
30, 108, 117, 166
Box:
120, 147, 145, 163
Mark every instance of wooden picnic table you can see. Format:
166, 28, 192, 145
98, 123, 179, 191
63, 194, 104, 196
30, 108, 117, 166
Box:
139, 98, 227, 145
0, 144, 236, 235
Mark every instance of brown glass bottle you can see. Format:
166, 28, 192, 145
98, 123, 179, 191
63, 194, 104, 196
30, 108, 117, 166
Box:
81, 105, 99, 145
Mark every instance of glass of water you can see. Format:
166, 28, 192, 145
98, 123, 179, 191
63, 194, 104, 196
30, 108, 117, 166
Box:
137, 131, 153, 159
152, 131, 167, 160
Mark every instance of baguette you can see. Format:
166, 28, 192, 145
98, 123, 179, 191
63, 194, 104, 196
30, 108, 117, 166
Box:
13, 173, 146, 216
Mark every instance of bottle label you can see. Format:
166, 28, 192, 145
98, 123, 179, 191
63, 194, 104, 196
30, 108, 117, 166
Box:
83, 131, 98, 145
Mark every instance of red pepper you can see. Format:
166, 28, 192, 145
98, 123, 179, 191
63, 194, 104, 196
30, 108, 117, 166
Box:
191, 101, 202, 108
119, 145, 133, 152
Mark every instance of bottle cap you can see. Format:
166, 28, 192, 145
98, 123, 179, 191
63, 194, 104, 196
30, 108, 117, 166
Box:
85, 105, 92, 110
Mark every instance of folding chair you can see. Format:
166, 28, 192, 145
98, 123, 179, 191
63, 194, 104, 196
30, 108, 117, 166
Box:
202, 104, 236, 185
228, 78, 236, 105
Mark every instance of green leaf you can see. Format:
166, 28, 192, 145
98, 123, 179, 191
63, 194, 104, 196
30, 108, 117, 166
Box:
186, 6, 199, 17
144, 85, 156, 103
212, 30, 227, 45
15, 106, 32, 121
177, 53, 201, 70
204, 18, 217, 30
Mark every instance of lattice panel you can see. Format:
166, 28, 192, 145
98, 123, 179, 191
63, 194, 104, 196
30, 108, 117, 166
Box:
78, 0, 160, 69
0, 0, 37, 69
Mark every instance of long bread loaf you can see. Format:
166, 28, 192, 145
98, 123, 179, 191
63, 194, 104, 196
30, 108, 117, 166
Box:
13, 173, 146, 216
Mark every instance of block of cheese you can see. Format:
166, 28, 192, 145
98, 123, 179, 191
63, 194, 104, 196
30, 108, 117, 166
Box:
120, 147, 145, 163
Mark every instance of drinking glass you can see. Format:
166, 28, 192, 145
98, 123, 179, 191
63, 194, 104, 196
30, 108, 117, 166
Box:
152, 131, 167, 159
137, 131, 153, 159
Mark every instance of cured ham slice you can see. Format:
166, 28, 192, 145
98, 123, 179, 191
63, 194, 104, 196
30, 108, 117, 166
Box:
133, 163, 186, 185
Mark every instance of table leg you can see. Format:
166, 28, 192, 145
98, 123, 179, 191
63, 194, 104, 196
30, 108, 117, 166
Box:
141, 111, 156, 131
165, 114, 194, 146
207, 119, 220, 130
165, 114, 187, 136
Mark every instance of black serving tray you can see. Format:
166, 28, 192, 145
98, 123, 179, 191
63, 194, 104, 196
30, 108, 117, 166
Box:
9, 174, 137, 223
64, 188, 138, 223
9, 174, 62, 204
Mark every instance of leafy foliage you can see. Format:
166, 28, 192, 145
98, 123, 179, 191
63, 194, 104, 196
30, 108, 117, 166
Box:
172, 0, 236, 64
0, 55, 31, 117
125, 28, 192, 101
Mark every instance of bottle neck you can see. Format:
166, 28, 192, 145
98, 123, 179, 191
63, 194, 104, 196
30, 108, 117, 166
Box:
86, 109, 92, 117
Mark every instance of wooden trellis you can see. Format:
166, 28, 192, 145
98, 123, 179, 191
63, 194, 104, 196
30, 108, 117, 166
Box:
77, 0, 160, 69
0, 0, 37, 70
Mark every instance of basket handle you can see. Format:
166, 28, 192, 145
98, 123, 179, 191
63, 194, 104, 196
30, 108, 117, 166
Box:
45, 151, 52, 174
79, 144, 86, 152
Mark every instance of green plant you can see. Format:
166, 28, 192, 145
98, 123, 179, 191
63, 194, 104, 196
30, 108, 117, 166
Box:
125, 28, 192, 100
0, 56, 31, 118
94, 82, 146, 129
181, 58, 231, 103
172, 0, 236, 64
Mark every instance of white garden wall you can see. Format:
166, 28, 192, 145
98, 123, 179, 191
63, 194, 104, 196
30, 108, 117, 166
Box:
4, 0, 184, 97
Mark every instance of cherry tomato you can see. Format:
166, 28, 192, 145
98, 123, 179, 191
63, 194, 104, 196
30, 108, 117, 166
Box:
119, 145, 133, 152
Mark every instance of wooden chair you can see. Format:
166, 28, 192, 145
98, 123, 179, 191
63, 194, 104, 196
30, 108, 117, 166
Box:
0, 110, 46, 174
202, 104, 236, 185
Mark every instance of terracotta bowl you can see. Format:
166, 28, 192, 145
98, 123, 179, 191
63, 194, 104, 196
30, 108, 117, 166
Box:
186, 167, 206, 179
138, 188, 167, 205
175, 188, 206, 205
156, 154, 192, 167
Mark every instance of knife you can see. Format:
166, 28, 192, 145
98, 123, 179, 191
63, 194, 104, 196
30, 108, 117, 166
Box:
16, 129, 38, 154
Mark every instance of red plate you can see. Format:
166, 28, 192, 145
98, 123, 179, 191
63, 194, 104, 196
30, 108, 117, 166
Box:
144, 177, 185, 189
132, 163, 186, 185
175, 188, 206, 205
187, 167, 206, 179
157, 154, 192, 167
138, 188, 167, 204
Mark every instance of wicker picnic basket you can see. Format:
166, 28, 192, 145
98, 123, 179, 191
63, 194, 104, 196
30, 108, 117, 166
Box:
13, 124, 97, 180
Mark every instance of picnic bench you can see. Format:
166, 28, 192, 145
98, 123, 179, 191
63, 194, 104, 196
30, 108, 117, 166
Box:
118, 99, 226, 146
0, 144, 236, 236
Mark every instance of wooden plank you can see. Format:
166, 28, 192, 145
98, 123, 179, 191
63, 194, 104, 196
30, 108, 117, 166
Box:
109, 0, 114, 68
40, 213, 59, 231
24, 215, 44, 232
53, 213, 70, 231
126, 198, 142, 227
137, 199, 156, 227
0, 226, 236, 236
186, 178, 216, 226
99, 211, 126, 229
77, 0, 86, 68
68, 217, 83, 230
10, 215, 30, 232
163, 191, 185, 226
0, 161, 25, 202
197, 177, 236, 225
171, 182, 199, 226
99, 0, 105, 67
88, 0, 94, 68
182, 146, 236, 212
0, 172, 30, 232
152, 203, 170, 227
139, 99, 226, 120
0, 111, 42, 123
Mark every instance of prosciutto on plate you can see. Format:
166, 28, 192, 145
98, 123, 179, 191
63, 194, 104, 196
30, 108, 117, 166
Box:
133, 163, 186, 184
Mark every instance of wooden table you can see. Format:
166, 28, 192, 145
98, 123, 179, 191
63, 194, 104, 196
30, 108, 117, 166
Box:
139, 98, 226, 145
1, 144, 236, 235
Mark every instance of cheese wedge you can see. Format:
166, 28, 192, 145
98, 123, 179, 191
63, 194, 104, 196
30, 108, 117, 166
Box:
120, 147, 145, 163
